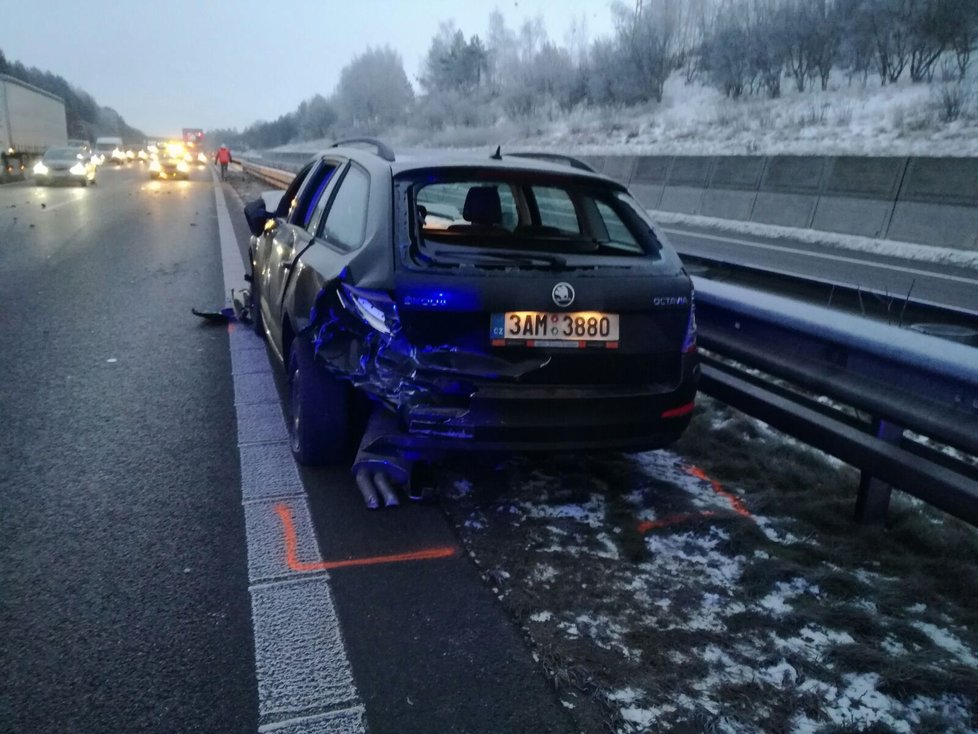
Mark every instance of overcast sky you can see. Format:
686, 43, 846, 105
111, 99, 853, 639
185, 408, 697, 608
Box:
3, 0, 616, 138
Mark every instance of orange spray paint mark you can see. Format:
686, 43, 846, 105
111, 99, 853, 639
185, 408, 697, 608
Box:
274, 503, 456, 572
685, 465, 752, 518
636, 466, 752, 535
637, 511, 717, 534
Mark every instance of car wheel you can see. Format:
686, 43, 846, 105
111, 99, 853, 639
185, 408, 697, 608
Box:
287, 338, 351, 466
79, 178, 87, 187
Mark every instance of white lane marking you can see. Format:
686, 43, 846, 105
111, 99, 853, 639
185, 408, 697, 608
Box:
661, 227, 978, 287
213, 171, 366, 733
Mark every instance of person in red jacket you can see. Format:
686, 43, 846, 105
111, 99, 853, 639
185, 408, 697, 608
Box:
214, 144, 232, 181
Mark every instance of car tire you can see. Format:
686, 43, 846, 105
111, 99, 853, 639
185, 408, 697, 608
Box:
79, 179, 87, 187
287, 338, 351, 466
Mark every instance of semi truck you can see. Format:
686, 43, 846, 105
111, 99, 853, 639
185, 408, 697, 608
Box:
0, 74, 68, 182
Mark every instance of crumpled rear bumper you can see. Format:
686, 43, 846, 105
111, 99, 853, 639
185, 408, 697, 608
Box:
357, 364, 700, 455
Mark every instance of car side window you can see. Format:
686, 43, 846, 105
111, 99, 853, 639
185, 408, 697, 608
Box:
319, 164, 369, 250
303, 162, 344, 235
277, 162, 315, 219
287, 162, 337, 227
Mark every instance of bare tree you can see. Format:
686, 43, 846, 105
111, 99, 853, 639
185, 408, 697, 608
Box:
701, 1, 753, 99
612, 0, 681, 104
950, 0, 977, 79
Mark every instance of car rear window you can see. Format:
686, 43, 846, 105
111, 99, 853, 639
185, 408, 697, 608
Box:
411, 176, 657, 259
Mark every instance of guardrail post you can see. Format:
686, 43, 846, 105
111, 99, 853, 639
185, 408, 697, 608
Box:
854, 419, 903, 526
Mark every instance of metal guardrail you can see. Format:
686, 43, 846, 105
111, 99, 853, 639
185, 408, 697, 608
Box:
238, 157, 296, 188
231, 158, 978, 526
694, 278, 978, 526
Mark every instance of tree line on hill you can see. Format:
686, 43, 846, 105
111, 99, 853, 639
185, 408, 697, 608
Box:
210, 0, 977, 151
0, 49, 145, 143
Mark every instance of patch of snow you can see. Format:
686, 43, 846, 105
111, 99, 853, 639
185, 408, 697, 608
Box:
758, 578, 821, 616
881, 636, 910, 656
753, 515, 806, 545
911, 622, 978, 667
608, 688, 643, 704
529, 611, 553, 623
619, 707, 657, 730
643, 527, 744, 589
773, 624, 856, 657
531, 564, 558, 583
519, 494, 607, 528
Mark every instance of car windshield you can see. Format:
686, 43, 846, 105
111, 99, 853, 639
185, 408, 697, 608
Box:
410, 175, 661, 264
43, 147, 83, 160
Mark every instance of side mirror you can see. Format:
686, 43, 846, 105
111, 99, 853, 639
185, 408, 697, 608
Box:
245, 191, 285, 237
244, 197, 270, 237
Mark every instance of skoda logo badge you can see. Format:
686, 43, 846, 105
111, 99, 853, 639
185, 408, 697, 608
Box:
552, 282, 575, 308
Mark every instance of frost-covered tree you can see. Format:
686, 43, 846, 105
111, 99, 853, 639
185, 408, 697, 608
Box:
335, 47, 414, 129
295, 95, 336, 141
420, 23, 489, 93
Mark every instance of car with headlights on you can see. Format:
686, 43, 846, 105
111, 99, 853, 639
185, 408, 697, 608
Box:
245, 139, 699, 468
148, 144, 191, 180
33, 146, 97, 186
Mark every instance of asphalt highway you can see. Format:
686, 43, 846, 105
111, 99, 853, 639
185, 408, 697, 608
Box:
0, 165, 575, 734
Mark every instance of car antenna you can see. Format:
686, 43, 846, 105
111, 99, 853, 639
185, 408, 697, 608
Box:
491, 145, 502, 160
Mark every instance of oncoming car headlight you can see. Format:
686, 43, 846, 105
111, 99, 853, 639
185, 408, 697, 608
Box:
33, 161, 49, 175
69, 162, 86, 175
177, 161, 190, 173
149, 160, 161, 172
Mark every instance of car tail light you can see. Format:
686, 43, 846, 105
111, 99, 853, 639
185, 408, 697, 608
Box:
682, 299, 697, 354
339, 284, 400, 336
661, 401, 695, 419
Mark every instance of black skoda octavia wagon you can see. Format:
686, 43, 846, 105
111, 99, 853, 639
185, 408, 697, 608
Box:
245, 140, 698, 468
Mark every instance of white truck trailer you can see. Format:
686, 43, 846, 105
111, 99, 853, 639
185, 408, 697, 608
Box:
1, 74, 68, 181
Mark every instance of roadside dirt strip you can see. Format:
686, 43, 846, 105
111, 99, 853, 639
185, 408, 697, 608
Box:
213, 169, 366, 734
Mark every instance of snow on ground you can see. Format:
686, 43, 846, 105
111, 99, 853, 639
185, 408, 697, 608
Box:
525, 73, 978, 158
437, 409, 978, 733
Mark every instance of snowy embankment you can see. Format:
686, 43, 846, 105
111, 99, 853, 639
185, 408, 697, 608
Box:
650, 211, 978, 270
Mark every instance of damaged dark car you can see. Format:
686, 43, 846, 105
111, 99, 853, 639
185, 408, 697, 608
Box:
245, 139, 698, 499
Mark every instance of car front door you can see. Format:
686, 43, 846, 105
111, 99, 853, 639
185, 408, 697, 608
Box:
263, 159, 343, 353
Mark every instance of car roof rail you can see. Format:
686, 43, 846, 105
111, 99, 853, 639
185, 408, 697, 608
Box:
506, 151, 596, 173
330, 137, 395, 162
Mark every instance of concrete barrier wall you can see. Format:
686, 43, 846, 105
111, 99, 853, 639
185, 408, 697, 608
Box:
594, 154, 978, 251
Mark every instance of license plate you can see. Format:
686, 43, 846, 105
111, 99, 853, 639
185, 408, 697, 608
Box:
491, 311, 620, 348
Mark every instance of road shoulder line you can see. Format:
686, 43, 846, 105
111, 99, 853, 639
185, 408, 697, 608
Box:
213, 170, 366, 733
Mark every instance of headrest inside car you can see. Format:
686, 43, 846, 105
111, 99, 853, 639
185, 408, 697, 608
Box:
462, 187, 503, 226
